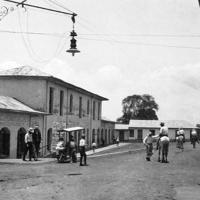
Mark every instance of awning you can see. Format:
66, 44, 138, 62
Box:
57, 127, 84, 132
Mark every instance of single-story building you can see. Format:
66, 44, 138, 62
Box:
115, 120, 196, 142
0, 96, 47, 158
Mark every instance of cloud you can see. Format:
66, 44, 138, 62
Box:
137, 63, 200, 123
40, 60, 200, 123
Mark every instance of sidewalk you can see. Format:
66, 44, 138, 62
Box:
0, 143, 144, 165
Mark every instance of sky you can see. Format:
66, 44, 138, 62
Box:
1, 0, 200, 124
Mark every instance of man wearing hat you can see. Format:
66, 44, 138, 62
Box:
156, 122, 169, 150
23, 127, 34, 161
79, 135, 88, 166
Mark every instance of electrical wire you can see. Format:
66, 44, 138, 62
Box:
79, 37, 200, 50
46, 0, 74, 13
2, 29, 200, 39
17, 8, 68, 63
0, 29, 65, 37
78, 33, 200, 38
2, 27, 200, 51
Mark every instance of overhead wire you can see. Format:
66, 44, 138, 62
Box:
17, 6, 68, 63
78, 37, 200, 50
2, 0, 200, 54
2, 29, 200, 39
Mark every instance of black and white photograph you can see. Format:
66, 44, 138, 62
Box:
0, 0, 200, 199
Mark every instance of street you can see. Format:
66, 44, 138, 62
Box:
0, 142, 200, 200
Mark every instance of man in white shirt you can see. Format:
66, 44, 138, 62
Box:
79, 135, 87, 166
23, 127, 34, 161
143, 131, 158, 161
156, 122, 169, 150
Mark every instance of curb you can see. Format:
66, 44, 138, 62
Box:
87, 147, 145, 158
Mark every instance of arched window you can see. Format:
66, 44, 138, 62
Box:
17, 127, 26, 158
0, 127, 10, 158
101, 129, 104, 146
47, 128, 52, 151
69, 94, 73, 113
108, 129, 111, 144
105, 129, 107, 145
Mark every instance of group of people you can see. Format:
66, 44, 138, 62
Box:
22, 126, 41, 161
143, 122, 169, 162
56, 135, 88, 166
143, 122, 200, 162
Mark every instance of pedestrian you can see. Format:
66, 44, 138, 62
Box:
143, 131, 157, 161
32, 125, 41, 159
116, 136, 119, 146
92, 140, 96, 153
101, 138, 105, 147
23, 127, 34, 161
156, 122, 168, 150
69, 136, 77, 163
79, 135, 88, 166
190, 129, 199, 148
176, 127, 185, 151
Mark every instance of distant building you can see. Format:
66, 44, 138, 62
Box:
115, 120, 196, 142
0, 66, 115, 158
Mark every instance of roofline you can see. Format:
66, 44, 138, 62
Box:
128, 126, 195, 129
101, 119, 116, 123
0, 75, 108, 101
0, 108, 48, 115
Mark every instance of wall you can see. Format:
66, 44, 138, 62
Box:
0, 78, 47, 112
45, 81, 103, 152
0, 77, 106, 156
0, 111, 43, 158
101, 121, 115, 145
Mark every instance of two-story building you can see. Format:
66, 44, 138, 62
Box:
0, 66, 115, 158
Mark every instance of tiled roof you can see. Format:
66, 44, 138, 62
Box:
129, 120, 195, 129
0, 96, 46, 115
0, 66, 50, 76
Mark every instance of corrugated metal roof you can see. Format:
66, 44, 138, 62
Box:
0, 96, 46, 115
0, 66, 108, 101
58, 127, 84, 132
0, 66, 50, 76
115, 124, 129, 130
129, 120, 195, 129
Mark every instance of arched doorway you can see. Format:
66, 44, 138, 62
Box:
17, 127, 26, 158
47, 128, 52, 151
0, 127, 10, 158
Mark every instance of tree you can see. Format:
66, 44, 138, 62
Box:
117, 94, 159, 124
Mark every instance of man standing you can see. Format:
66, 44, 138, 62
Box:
156, 122, 168, 150
23, 127, 34, 161
143, 131, 157, 161
79, 135, 87, 166
190, 129, 199, 148
32, 125, 41, 158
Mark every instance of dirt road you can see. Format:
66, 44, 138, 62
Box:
0, 142, 200, 200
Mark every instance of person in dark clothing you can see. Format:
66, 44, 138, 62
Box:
69, 137, 77, 163
32, 125, 41, 158
79, 135, 87, 166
